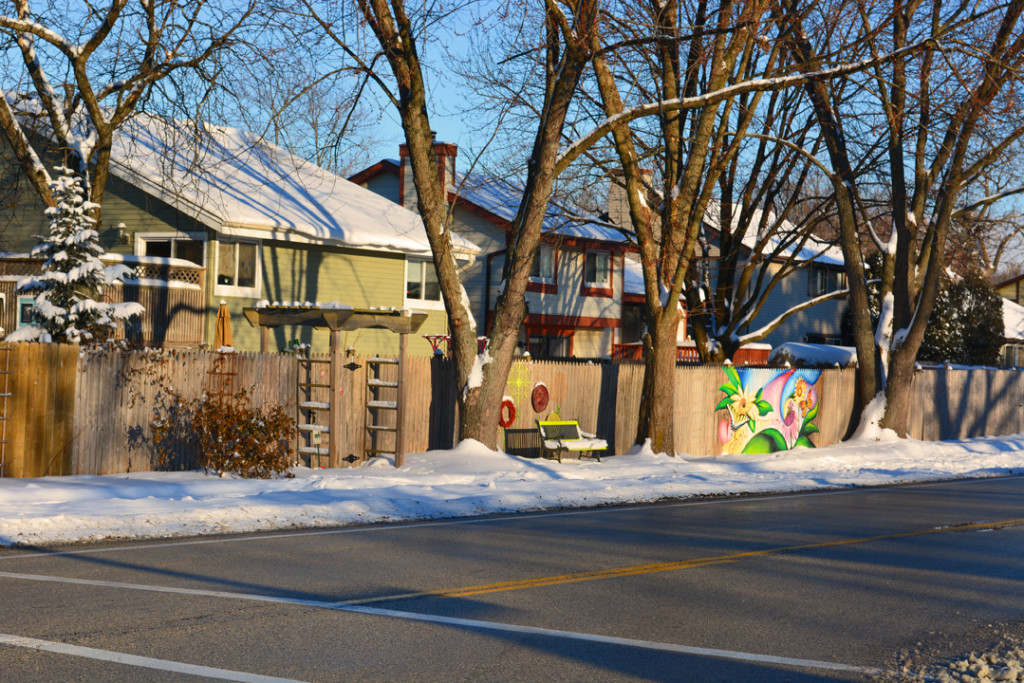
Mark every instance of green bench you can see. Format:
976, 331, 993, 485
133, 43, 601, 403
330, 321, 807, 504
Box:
536, 419, 608, 462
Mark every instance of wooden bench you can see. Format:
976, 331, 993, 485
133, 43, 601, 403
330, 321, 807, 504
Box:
536, 420, 608, 462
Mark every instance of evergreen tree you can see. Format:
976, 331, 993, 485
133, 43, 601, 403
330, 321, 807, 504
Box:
8, 168, 142, 344
850, 255, 1004, 366
918, 270, 1004, 366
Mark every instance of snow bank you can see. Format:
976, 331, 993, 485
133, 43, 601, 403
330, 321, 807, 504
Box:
2, 434, 1024, 548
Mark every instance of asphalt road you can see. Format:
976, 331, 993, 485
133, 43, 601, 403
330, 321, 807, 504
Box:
1, 476, 1023, 682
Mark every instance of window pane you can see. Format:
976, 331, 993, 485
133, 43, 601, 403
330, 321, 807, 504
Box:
586, 252, 609, 285
175, 240, 203, 265
217, 242, 235, 286
144, 240, 172, 258
533, 246, 554, 280
237, 242, 257, 288
423, 261, 441, 300
406, 260, 422, 299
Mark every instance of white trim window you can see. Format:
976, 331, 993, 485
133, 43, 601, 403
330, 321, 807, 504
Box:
809, 265, 847, 297
215, 238, 261, 298
136, 233, 206, 265
17, 295, 34, 327
530, 245, 556, 283
405, 257, 443, 307
584, 251, 611, 287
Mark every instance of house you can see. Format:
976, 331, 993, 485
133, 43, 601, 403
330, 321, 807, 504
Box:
996, 272, 1024, 306
351, 141, 849, 359
0, 115, 477, 355
992, 278, 1024, 366
606, 175, 848, 353
350, 142, 654, 358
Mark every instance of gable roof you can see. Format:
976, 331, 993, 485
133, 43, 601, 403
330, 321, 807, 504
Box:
350, 159, 631, 248
700, 202, 845, 266
453, 173, 629, 245
109, 116, 476, 257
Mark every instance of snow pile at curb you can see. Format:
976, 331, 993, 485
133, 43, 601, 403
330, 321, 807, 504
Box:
2, 434, 1024, 547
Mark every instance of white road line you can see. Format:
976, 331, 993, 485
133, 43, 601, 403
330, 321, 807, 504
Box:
0, 633, 309, 682
0, 570, 885, 676
344, 604, 885, 675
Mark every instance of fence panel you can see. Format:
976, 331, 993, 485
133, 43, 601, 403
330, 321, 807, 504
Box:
22, 349, 1024, 478
4, 343, 77, 477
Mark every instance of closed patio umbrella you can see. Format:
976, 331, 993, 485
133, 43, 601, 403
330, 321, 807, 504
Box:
214, 301, 233, 349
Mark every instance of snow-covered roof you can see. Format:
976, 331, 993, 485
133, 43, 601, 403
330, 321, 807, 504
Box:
1003, 298, 1024, 341
768, 342, 858, 368
701, 201, 845, 266
110, 116, 477, 257
453, 173, 628, 244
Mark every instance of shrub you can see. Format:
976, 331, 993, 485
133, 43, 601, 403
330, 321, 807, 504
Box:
153, 385, 296, 478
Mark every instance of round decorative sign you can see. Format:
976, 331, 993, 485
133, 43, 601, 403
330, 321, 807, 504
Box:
531, 383, 550, 413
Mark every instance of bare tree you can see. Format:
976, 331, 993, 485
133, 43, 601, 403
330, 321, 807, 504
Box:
578, 0, 815, 454
777, 0, 1024, 435
294, 0, 598, 449
0, 0, 257, 225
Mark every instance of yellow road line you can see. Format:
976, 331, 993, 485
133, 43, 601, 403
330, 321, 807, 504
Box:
337, 517, 1024, 605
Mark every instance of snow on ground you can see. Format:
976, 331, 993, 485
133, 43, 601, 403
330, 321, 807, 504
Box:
2, 433, 1024, 548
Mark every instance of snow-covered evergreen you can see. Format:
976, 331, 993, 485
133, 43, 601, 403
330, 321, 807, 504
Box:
7, 167, 142, 344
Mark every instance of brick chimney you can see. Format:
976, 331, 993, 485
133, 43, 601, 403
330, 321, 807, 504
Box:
608, 167, 658, 240
398, 133, 458, 210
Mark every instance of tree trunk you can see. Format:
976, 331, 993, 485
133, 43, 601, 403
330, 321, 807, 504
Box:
879, 346, 916, 436
635, 312, 680, 455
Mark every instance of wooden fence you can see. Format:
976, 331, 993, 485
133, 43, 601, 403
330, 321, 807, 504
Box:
3, 344, 1024, 477
0, 343, 77, 478
73, 349, 295, 474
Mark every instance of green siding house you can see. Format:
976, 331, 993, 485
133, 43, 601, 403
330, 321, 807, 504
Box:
0, 116, 477, 355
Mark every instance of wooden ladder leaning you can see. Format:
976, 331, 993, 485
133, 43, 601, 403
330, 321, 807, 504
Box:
364, 356, 400, 462
296, 355, 332, 468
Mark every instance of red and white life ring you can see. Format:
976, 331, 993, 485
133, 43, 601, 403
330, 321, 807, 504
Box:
499, 398, 516, 428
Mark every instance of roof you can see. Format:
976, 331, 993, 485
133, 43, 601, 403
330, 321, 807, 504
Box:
700, 201, 845, 266
109, 116, 477, 257
453, 173, 629, 245
349, 157, 631, 247
1003, 298, 1024, 341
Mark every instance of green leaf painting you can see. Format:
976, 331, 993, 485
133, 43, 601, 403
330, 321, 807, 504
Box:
716, 368, 822, 455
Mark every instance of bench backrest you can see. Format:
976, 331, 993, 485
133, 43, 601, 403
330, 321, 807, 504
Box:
537, 420, 583, 441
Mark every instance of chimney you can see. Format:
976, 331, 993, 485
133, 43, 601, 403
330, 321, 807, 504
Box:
608, 167, 658, 240
399, 133, 458, 210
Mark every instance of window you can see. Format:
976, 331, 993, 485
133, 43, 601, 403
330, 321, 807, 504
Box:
406, 258, 441, 302
530, 246, 555, 282
585, 251, 610, 286
528, 334, 571, 359
527, 245, 557, 294
18, 296, 35, 327
215, 239, 260, 297
582, 250, 613, 297
809, 265, 847, 296
138, 234, 205, 265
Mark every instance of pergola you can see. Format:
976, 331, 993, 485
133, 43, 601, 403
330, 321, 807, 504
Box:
243, 304, 428, 467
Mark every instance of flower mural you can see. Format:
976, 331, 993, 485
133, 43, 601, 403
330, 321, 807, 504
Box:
715, 366, 821, 454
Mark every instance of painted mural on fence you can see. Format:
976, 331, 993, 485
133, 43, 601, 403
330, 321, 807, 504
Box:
716, 366, 822, 454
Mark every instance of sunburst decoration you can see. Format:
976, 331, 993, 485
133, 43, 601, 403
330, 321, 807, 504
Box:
505, 359, 532, 405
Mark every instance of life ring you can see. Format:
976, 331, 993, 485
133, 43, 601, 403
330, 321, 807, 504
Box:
499, 398, 516, 428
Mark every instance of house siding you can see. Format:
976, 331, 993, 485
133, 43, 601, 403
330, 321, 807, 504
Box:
358, 173, 401, 206
231, 241, 446, 356
748, 264, 847, 348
